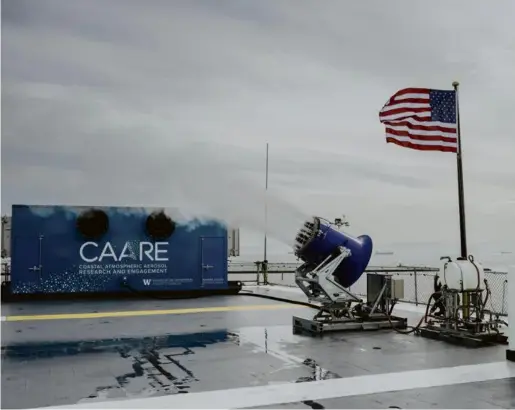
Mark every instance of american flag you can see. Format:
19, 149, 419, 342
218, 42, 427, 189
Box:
379, 87, 458, 153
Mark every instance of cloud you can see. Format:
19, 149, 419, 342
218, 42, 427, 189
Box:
2, 0, 514, 267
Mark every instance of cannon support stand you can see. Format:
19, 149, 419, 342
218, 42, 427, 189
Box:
293, 246, 407, 336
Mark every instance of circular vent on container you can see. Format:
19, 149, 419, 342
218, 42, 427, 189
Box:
146, 211, 176, 240
76, 209, 109, 239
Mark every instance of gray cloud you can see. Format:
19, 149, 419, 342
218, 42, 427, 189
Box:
2, 0, 514, 267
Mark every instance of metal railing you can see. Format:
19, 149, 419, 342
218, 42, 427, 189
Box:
1, 260, 10, 284
228, 262, 509, 317
2, 259, 508, 316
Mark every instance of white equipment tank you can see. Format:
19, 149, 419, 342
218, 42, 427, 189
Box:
440, 256, 485, 292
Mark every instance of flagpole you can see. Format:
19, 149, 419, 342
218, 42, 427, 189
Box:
453, 81, 468, 258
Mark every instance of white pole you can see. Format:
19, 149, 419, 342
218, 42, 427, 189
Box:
507, 264, 515, 361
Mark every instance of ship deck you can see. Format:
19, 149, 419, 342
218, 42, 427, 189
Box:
1, 285, 514, 409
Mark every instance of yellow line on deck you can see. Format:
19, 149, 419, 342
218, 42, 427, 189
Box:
4, 303, 301, 322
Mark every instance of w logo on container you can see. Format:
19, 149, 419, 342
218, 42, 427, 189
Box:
142, 279, 152, 286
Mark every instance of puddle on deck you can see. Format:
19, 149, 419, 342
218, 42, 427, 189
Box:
1, 325, 341, 408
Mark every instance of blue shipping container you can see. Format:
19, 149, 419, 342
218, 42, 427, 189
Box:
10, 205, 229, 294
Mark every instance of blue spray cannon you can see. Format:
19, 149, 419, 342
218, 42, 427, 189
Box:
292, 217, 409, 334
293, 216, 373, 288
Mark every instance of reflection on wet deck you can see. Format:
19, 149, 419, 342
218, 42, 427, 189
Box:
2, 324, 345, 408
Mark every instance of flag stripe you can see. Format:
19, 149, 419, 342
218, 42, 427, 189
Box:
386, 137, 457, 153
379, 105, 429, 118
385, 135, 457, 147
385, 127, 457, 143
381, 102, 430, 113
393, 93, 430, 101
386, 98, 430, 105
386, 119, 456, 133
396, 115, 449, 125
391, 87, 430, 97
380, 111, 431, 122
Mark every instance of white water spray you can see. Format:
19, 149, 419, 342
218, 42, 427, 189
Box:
161, 142, 309, 246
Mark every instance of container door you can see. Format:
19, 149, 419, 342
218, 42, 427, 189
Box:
200, 237, 226, 288
11, 235, 44, 292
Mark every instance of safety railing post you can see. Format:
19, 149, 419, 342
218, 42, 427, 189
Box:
414, 268, 419, 306
254, 262, 261, 285
502, 279, 508, 315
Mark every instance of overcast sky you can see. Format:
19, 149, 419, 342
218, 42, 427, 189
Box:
2, 0, 514, 267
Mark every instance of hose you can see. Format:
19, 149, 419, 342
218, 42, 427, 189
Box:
120, 281, 321, 309
482, 279, 490, 309
468, 255, 481, 291
238, 289, 321, 309
386, 292, 439, 335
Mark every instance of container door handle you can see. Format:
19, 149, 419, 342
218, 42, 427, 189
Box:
203, 264, 214, 270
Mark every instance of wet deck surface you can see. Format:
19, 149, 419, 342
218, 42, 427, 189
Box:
1, 286, 514, 409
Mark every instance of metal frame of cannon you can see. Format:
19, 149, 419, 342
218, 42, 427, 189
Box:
292, 246, 407, 336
